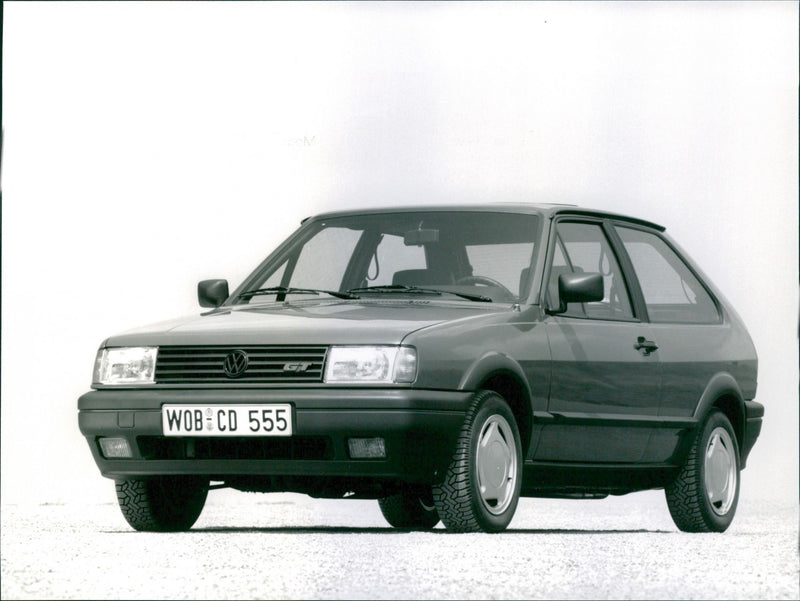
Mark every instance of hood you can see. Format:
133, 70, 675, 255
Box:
104, 299, 500, 347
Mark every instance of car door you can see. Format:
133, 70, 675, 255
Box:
535, 218, 661, 463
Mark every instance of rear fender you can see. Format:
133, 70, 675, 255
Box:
685, 372, 747, 464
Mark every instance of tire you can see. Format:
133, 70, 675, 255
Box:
116, 476, 208, 532
665, 409, 740, 532
378, 488, 440, 530
433, 390, 523, 533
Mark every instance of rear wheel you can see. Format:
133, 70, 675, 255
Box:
378, 488, 440, 530
433, 390, 522, 533
116, 476, 208, 532
665, 409, 740, 532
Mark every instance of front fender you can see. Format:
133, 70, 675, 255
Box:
458, 351, 532, 397
457, 351, 539, 459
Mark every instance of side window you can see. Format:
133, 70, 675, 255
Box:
552, 239, 568, 267
549, 222, 634, 320
616, 227, 719, 324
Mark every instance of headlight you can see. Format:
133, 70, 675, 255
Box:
93, 347, 158, 385
324, 346, 417, 384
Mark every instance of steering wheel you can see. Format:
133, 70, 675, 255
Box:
455, 275, 515, 299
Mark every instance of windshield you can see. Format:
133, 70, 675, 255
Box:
234, 210, 542, 304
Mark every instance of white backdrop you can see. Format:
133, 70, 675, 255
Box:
2, 2, 797, 506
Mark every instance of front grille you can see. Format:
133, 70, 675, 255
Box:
155, 346, 328, 384
137, 435, 333, 461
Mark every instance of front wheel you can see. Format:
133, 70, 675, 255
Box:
665, 409, 740, 532
116, 476, 208, 532
433, 390, 522, 532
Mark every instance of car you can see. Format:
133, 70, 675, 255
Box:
78, 203, 763, 533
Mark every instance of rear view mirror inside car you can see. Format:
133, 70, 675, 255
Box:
404, 228, 439, 246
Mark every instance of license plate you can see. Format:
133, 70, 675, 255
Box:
162, 404, 293, 437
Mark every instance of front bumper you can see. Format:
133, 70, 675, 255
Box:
78, 388, 472, 486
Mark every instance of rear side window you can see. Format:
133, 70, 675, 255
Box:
616, 227, 720, 324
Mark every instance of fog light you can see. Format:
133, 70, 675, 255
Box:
347, 437, 386, 459
99, 437, 133, 458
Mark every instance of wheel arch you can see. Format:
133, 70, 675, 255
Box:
459, 352, 534, 456
692, 372, 746, 462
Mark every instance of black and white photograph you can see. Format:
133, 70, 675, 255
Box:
1, 2, 798, 599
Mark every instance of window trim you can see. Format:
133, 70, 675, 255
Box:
611, 222, 723, 325
605, 222, 650, 322
541, 216, 643, 323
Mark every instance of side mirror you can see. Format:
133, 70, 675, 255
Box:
550, 272, 604, 314
198, 279, 229, 308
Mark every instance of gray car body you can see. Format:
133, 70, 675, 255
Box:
79, 204, 761, 498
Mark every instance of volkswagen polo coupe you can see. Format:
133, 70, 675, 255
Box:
78, 204, 763, 533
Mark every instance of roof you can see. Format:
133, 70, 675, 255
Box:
303, 202, 666, 232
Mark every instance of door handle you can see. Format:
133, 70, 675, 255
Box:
634, 336, 659, 356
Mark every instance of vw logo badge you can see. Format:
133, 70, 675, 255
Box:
223, 350, 249, 378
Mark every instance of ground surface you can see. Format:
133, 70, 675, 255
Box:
1, 489, 797, 600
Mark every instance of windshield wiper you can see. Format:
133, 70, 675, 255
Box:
347, 284, 492, 303
237, 286, 359, 300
